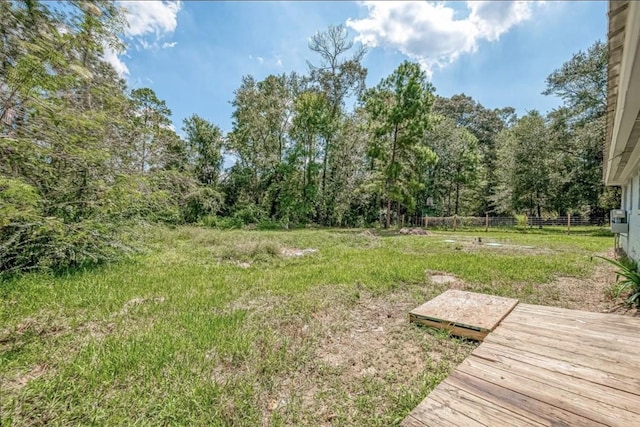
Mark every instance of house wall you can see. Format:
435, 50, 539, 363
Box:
620, 173, 640, 261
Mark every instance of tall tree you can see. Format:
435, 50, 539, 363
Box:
425, 116, 482, 216
493, 111, 553, 218
226, 73, 297, 212
307, 24, 367, 222
364, 61, 437, 228
543, 40, 607, 125
432, 94, 514, 214
130, 88, 175, 173
182, 114, 224, 186
543, 40, 615, 218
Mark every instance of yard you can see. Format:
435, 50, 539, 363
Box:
0, 226, 624, 426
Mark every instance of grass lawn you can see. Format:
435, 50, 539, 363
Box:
0, 226, 617, 426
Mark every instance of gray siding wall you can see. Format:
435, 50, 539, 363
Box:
620, 175, 640, 261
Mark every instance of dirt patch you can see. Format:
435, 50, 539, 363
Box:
0, 314, 71, 350
429, 274, 458, 284
359, 230, 378, 238
532, 250, 639, 315
76, 321, 116, 339
4, 364, 49, 392
312, 293, 441, 381
399, 227, 431, 236
248, 287, 475, 425
281, 248, 318, 257
115, 296, 166, 317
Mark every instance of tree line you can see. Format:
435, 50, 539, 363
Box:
0, 1, 617, 274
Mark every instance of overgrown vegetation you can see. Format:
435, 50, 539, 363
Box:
0, 1, 619, 275
597, 256, 640, 306
0, 227, 615, 425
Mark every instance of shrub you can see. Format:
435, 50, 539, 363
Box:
1, 177, 136, 277
597, 256, 640, 306
257, 220, 283, 230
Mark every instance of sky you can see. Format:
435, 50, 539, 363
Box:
109, 1, 608, 136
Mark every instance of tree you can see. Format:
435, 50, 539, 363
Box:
432, 94, 515, 214
364, 61, 437, 228
543, 40, 607, 125
307, 24, 367, 222
425, 116, 482, 216
0, 0, 137, 273
226, 73, 297, 213
493, 111, 553, 218
288, 90, 330, 220
543, 40, 615, 218
182, 115, 224, 186
130, 88, 175, 173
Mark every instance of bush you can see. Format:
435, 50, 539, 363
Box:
0, 217, 136, 277
257, 220, 283, 230
598, 256, 640, 306
1, 177, 136, 277
215, 217, 244, 230
232, 206, 266, 225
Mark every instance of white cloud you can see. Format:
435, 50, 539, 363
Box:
119, 1, 181, 37
347, 1, 536, 76
257, 56, 265, 64
103, 46, 130, 76
103, 1, 181, 76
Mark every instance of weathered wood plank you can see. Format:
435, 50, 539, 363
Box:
429, 381, 543, 427
457, 356, 639, 425
469, 348, 640, 415
506, 309, 640, 342
490, 320, 640, 360
447, 371, 603, 427
409, 314, 487, 341
485, 327, 640, 382
475, 341, 640, 396
403, 393, 480, 427
400, 414, 428, 427
515, 304, 640, 330
403, 299, 640, 427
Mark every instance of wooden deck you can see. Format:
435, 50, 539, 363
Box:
403, 303, 640, 426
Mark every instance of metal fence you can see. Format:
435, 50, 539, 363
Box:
527, 216, 607, 227
415, 215, 607, 229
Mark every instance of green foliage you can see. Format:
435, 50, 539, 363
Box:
364, 61, 437, 227
543, 40, 607, 124
597, 256, 640, 306
182, 114, 224, 186
425, 116, 482, 216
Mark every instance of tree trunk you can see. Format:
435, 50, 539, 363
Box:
385, 124, 399, 229
386, 198, 391, 229
455, 181, 460, 215
536, 190, 542, 229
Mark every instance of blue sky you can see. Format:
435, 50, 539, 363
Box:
111, 1, 607, 135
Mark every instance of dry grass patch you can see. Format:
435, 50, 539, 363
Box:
223, 285, 476, 426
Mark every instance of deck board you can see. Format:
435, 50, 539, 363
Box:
403, 303, 640, 427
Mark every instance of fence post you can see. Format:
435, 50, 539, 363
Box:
567, 212, 571, 235
425, 216, 428, 229
453, 215, 458, 231
485, 213, 489, 232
